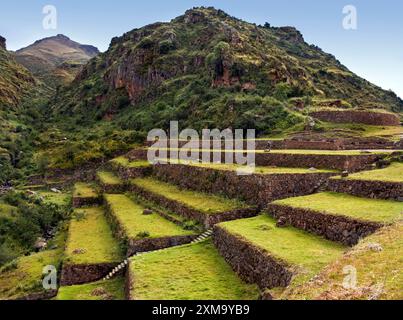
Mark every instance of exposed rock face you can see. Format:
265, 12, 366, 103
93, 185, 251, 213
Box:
52, 7, 403, 127
0, 36, 6, 50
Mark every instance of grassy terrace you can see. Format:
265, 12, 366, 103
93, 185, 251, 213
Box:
110, 156, 150, 168
65, 207, 122, 265
273, 192, 403, 224
0, 249, 62, 299
332, 162, 403, 183
131, 177, 248, 214
73, 183, 98, 198
104, 194, 194, 239
284, 222, 403, 300
160, 160, 337, 174
97, 171, 123, 185
56, 277, 125, 300
219, 215, 346, 287
129, 241, 259, 300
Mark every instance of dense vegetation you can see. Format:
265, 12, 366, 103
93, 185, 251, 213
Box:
0, 191, 70, 266
51, 7, 402, 140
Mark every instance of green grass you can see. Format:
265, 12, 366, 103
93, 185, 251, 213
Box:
219, 215, 346, 287
0, 249, 62, 300
37, 191, 71, 206
110, 156, 150, 168
73, 183, 98, 198
65, 207, 122, 265
129, 241, 260, 300
97, 171, 123, 185
56, 277, 125, 300
333, 162, 403, 183
104, 194, 194, 239
0, 202, 17, 218
283, 222, 403, 300
273, 192, 403, 224
131, 177, 248, 214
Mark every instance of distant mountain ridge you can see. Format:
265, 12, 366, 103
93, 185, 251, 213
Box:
15, 34, 99, 87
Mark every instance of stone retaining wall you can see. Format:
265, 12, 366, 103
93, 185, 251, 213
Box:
129, 183, 258, 229
60, 263, 118, 286
17, 290, 58, 301
72, 196, 101, 208
310, 110, 400, 126
152, 164, 337, 208
268, 204, 383, 246
149, 150, 382, 171
254, 153, 382, 171
328, 178, 403, 201
103, 197, 197, 256
270, 138, 399, 150
107, 161, 152, 180
213, 225, 293, 289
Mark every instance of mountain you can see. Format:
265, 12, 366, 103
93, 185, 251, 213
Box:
51, 7, 402, 135
15, 34, 99, 87
0, 36, 36, 108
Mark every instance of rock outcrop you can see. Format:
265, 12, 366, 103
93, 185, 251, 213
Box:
0, 36, 6, 50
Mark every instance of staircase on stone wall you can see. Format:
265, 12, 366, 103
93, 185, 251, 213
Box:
103, 229, 213, 281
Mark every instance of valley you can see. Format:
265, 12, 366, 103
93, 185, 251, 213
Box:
0, 6, 402, 301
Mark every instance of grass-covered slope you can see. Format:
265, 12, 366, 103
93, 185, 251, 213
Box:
283, 222, 403, 300
129, 241, 259, 300
0, 249, 62, 300
51, 7, 403, 137
0, 43, 36, 108
272, 192, 403, 224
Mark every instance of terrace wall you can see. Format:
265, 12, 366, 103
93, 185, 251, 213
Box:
213, 225, 293, 290
310, 110, 400, 126
60, 263, 118, 286
103, 198, 197, 256
152, 164, 337, 208
129, 183, 258, 229
72, 196, 101, 208
268, 204, 383, 246
148, 150, 382, 171
328, 178, 403, 201
106, 161, 152, 180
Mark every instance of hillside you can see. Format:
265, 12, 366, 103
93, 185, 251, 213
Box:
0, 37, 36, 108
15, 34, 99, 87
51, 7, 402, 136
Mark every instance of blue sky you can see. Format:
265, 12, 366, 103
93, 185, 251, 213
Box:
1, 0, 402, 98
